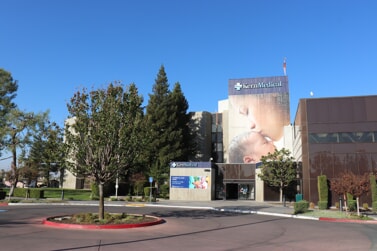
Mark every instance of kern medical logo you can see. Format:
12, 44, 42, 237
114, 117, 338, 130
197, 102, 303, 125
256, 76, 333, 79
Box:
234, 81, 282, 91
229, 76, 289, 95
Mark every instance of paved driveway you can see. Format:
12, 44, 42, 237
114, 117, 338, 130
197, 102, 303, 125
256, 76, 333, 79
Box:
1, 204, 377, 250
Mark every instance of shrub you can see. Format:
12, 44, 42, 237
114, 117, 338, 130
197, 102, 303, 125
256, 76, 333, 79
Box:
370, 175, 377, 202
13, 188, 44, 199
335, 202, 339, 209
318, 201, 328, 210
294, 200, 309, 214
363, 203, 369, 211
347, 199, 356, 211
91, 183, 99, 200
317, 175, 328, 202
309, 202, 315, 209
372, 201, 377, 212
144, 187, 157, 198
159, 184, 169, 199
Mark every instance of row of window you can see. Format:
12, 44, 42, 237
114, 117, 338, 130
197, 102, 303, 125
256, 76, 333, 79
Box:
309, 132, 377, 144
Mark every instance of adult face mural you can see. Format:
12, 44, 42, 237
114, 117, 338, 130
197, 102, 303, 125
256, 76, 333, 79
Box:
227, 76, 290, 163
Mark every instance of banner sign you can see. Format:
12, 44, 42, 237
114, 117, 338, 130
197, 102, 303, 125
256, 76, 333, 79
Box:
171, 176, 209, 189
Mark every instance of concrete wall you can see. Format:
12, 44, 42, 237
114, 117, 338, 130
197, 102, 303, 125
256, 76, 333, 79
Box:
170, 167, 215, 201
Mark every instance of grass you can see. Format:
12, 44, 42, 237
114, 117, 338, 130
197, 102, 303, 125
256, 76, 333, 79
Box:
48, 212, 156, 225
0, 188, 93, 201
299, 209, 375, 220
43, 188, 92, 200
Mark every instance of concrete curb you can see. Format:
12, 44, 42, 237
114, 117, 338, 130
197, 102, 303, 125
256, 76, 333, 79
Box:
43, 214, 164, 229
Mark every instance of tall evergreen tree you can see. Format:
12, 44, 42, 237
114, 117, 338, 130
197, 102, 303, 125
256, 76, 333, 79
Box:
145, 65, 172, 185
170, 82, 195, 160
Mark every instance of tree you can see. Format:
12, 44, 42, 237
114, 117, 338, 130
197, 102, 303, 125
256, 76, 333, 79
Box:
64, 82, 144, 220
145, 66, 193, 187
258, 148, 297, 204
24, 121, 65, 187
0, 68, 18, 156
331, 171, 369, 215
3, 109, 49, 196
170, 82, 196, 160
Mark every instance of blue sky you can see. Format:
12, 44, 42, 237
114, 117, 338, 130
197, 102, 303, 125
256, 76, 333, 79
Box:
1, 0, 377, 168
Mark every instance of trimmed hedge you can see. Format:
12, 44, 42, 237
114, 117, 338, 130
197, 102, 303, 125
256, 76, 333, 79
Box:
318, 201, 328, 210
13, 188, 44, 199
372, 201, 377, 212
317, 175, 328, 203
294, 200, 309, 214
370, 175, 377, 204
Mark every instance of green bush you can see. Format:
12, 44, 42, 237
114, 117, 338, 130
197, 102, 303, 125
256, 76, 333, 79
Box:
347, 199, 356, 211
13, 188, 44, 199
294, 200, 309, 214
144, 187, 157, 198
91, 183, 99, 200
372, 201, 377, 212
370, 175, 377, 202
159, 184, 169, 198
317, 175, 328, 203
317, 201, 328, 210
363, 203, 369, 211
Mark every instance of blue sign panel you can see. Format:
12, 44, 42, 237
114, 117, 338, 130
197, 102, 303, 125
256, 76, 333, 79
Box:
171, 176, 190, 188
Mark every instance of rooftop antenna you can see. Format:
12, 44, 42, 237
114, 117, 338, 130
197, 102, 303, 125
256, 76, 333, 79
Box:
283, 57, 287, 76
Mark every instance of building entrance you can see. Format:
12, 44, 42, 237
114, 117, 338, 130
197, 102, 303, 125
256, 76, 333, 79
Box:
225, 182, 255, 200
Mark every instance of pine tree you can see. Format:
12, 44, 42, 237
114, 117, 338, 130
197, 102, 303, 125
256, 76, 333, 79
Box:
145, 65, 172, 185
170, 82, 195, 160
145, 66, 194, 187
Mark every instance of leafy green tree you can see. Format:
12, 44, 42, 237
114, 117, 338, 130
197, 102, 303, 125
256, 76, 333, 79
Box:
0, 68, 18, 156
3, 109, 49, 196
258, 148, 297, 203
64, 82, 144, 219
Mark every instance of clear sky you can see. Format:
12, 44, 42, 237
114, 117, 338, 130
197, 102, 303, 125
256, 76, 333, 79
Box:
1, 0, 377, 168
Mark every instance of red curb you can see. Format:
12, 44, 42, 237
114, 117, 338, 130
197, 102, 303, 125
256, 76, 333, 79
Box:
319, 217, 377, 224
43, 214, 164, 229
0, 202, 8, 206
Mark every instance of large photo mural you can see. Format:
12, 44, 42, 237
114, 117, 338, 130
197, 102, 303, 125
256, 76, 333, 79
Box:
227, 76, 290, 163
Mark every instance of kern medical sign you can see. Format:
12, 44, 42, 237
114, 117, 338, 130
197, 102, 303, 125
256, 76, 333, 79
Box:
229, 76, 288, 95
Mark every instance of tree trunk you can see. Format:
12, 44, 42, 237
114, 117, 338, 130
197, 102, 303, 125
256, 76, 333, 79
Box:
98, 183, 104, 220
356, 197, 360, 216
280, 187, 283, 203
343, 193, 348, 212
9, 134, 18, 197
